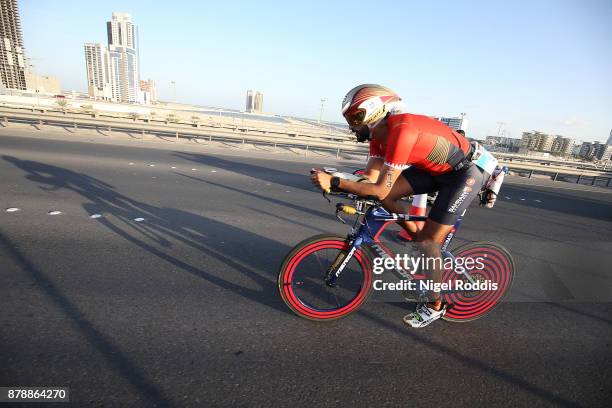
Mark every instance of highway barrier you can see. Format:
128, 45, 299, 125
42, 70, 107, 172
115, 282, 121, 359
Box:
1, 106, 610, 188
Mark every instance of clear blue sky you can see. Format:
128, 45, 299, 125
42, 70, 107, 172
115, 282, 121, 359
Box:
20, 0, 611, 141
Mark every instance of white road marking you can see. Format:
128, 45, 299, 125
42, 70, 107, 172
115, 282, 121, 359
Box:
90, 214, 102, 219
191, 168, 197, 171
129, 162, 135, 165
504, 196, 511, 200
520, 198, 526, 201
171, 166, 176, 169
152, 176, 157, 179
6, 207, 20, 212
210, 170, 217, 173
48, 210, 62, 215
534, 199, 541, 203
133, 217, 145, 222
285, 190, 291, 193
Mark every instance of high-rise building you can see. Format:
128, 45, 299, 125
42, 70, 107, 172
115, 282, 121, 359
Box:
84, 43, 113, 101
107, 12, 137, 48
84, 12, 143, 103
107, 13, 140, 103
0, 0, 27, 90
246, 90, 263, 113
607, 129, 612, 146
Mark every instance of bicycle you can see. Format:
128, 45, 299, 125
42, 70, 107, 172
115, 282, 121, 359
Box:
277, 170, 515, 322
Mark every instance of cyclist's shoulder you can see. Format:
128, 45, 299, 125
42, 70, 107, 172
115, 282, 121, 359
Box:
388, 113, 440, 134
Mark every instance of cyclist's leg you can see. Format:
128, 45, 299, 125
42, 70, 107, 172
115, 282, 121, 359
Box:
382, 167, 436, 239
417, 165, 488, 310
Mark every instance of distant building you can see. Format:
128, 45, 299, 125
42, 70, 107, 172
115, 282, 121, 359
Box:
485, 135, 520, 147
578, 141, 612, 161
0, 0, 27, 90
434, 115, 468, 131
84, 13, 142, 103
84, 43, 113, 101
139, 79, 156, 104
607, 129, 612, 146
24, 71, 61, 94
520, 131, 555, 152
550, 136, 574, 156
246, 90, 263, 113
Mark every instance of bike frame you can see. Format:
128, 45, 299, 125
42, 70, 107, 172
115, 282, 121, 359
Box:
325, 201, 470, 287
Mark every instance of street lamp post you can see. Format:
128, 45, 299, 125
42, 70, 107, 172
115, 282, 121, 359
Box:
170, 81, 176, 103
319, 98, 326, 124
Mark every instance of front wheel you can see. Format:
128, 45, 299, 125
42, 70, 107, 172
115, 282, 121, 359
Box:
441, 241, 515, 322
278, 235, 374, 321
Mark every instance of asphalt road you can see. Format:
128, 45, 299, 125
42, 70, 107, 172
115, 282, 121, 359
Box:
1, 130, 611, 407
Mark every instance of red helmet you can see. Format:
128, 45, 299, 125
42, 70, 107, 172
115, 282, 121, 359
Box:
341, 84, 401, 130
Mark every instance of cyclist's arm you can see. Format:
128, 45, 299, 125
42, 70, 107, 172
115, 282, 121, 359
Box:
337, 165, 403, 200
362, 157, 384, 182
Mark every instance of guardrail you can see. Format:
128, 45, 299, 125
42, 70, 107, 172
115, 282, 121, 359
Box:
503, 165, 612, 188
1, 107, 610, 188
0, 107, 369, 159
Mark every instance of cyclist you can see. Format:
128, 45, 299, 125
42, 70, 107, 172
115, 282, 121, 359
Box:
311, 84, 497, 328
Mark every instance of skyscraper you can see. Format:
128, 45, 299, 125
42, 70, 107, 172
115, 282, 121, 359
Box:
0, 0, 27, 90
84, 43, 112, 100
107, 13, 141, 103
246, 90, 263, 113
607, 129, 612, 146
84, 12, 143, 103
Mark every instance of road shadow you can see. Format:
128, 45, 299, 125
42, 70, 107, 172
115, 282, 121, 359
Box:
2, 155, 288, 316
173, 151, 313, 192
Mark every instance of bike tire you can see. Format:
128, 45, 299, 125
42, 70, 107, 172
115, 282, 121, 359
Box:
441, 241, 515, 323
278, 234, 374, 321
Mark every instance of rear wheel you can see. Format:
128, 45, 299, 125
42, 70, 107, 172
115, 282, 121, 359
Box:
441, 241, 515, 322
278, 235, 374, 321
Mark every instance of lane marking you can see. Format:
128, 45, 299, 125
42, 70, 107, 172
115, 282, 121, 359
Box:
152, 176, 157, 179
210, 170, 217, 173
520, 198, 526, 201
191, 168, 197, 171
149, 164, 155, 167
129, 162, 135, 165
171, 166, 177, 169
133, 217, 145, 222
48, 210, 62, 215
504, 196, 511, 200
6, 207, 20, 212
534, 199, 541, 203
90, 214, 102, 219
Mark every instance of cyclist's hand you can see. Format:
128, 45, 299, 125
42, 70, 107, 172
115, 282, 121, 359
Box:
310, 170, 332, 193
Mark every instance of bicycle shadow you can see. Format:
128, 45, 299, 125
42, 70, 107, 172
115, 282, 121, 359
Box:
172, 151, 315, 192
2, 155, 288, 316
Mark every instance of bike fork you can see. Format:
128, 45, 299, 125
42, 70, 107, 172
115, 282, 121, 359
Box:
324, 236, 363, 287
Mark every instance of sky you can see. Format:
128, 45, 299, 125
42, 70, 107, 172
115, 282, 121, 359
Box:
20, 0, 612, 142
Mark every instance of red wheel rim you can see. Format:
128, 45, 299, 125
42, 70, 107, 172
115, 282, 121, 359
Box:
281, 240, 372, 319
442, 246, 512, 320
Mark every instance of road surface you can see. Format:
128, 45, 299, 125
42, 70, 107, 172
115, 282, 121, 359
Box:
1, 130, 611, 407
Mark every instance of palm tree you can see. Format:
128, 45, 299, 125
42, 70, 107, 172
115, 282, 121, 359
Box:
129, 112, 140, 122
191, 115, 200, 127
56, 99, 68, 113
166, 113, 178, 123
